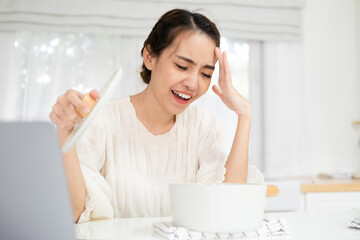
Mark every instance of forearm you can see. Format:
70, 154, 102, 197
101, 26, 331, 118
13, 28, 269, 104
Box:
224, 114, 251, 183
213, 48, 252, 183
58, 131, 86, 222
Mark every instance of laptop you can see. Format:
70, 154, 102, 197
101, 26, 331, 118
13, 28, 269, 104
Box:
0, 122, 77, 240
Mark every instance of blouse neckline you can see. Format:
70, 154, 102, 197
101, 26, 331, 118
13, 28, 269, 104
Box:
126, 96, 180, 138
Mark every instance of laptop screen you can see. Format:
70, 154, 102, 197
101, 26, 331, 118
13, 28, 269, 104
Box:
0, 122, 76, 240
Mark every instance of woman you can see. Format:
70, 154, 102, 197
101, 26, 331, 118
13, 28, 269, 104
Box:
50, 9, 252, 223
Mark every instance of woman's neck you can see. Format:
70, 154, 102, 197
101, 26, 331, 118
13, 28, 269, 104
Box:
130, 87, 176, 135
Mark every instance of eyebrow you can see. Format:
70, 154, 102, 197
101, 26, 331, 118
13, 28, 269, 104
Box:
175, 55, 215, 70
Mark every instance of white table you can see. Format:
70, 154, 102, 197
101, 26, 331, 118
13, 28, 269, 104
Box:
75, 210, 360, 240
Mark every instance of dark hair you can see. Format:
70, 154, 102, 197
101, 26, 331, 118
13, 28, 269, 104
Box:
140, 9, 221, 84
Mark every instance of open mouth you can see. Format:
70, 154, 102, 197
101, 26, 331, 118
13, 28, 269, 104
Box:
171, 90, 192, 103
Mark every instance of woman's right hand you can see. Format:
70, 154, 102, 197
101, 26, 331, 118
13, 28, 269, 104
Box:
49, 89, 99, 222
49, 89, 99, 146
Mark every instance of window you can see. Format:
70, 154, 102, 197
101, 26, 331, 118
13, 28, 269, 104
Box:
13, 32, 250, 121
11, 31, 262, 168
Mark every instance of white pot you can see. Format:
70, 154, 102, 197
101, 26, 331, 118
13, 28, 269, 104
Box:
169, 183, 267, 233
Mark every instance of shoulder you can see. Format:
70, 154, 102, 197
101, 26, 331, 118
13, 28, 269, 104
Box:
183, 104, 220, 122
90, 96, 132, 127
104, 96, 131, 110
101, 96, 131, 117
180, 105, 222, 132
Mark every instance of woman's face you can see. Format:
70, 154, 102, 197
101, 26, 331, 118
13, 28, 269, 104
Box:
146, 31, 217, 115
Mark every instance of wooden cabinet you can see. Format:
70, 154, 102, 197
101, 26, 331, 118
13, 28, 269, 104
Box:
301, 179, 360, 211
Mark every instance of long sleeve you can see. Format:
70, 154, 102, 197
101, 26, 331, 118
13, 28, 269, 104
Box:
76, 116, 113, 223
194, 108, 264, 184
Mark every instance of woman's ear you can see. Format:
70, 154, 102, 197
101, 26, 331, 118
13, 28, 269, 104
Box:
143, 45, 155, 71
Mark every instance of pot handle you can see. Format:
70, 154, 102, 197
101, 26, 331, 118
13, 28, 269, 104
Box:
266, 185, 279, 198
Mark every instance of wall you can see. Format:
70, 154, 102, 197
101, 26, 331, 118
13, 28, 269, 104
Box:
264, 0, 360, 178
303, 0, 359, 175
357, 0, 360, 119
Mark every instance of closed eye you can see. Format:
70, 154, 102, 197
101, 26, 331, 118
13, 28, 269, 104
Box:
175, 64, 187, 71
201, 73, 212, 79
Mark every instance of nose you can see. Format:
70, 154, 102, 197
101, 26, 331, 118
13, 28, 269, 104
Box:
183, 72, 198, 91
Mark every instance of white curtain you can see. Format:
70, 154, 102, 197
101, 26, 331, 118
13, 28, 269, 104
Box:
0, 32, 17, 120
0, 0, 304, 41
0, 31, 146, 121
262, 42, 307, 177
248, 42, 264, 171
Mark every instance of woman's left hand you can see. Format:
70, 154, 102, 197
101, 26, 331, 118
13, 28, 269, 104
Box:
213, 47, 252, 117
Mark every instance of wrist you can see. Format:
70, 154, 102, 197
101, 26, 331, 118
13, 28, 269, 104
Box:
237, 112, 252, 129
236, 108, 252, 119
57, 128, 73, 147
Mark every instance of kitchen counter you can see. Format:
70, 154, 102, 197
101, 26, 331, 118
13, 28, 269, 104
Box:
300, 178, 360, 193
297, 178, 360, 211
260, 178, 360, 212
74, 210, 360, 240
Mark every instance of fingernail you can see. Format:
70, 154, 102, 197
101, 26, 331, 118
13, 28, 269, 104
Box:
83, 107, 90, 113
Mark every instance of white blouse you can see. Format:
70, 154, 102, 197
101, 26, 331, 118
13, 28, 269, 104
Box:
76, 96, 228, 223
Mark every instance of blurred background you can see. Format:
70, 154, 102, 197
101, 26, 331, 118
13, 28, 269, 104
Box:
0, 0, 359, 181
